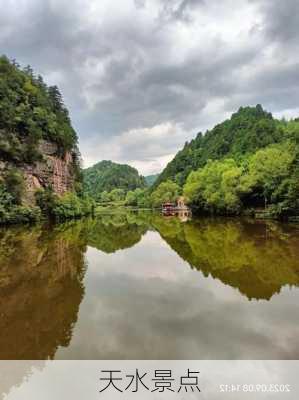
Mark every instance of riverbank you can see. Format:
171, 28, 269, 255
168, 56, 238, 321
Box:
95, 203, 299, 223
0, 192, 95, 226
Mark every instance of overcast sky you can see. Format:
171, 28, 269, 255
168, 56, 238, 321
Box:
1, 0, 299, 174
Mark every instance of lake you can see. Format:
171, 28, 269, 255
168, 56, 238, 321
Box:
0, 210, 298, 360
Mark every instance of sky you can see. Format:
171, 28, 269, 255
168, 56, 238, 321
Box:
0, 0, 299, 175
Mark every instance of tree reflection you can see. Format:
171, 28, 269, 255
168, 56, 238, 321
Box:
151, 215, 299, 300
85, 212, 148, 253
0, 213, 149, 360
0, 223, 87, 360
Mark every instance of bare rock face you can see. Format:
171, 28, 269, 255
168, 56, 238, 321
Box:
0, 137, 78, 204
21, 140, 76, 204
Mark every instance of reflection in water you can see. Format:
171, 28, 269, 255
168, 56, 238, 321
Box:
150, 216, 299, 300
85, 213, 148, 253
0, 223, 86, 359
0, 211, 298, 361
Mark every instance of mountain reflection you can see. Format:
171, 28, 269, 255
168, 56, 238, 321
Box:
0, 211, 298, 361
85, 212, 148, 253
0, 223, 86, 360
150, 215, 299, 300
0, 213, 148, 360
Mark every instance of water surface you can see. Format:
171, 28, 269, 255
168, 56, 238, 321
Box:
0, 211, 298, 359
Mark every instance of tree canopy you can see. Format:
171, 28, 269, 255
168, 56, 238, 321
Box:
150, 180, 181, 208
149, 104, 298, 217
184, 159, 243, 214
0, 55, 78, 164
154, 105, 282, 189
145, 174, 159, 186
83, 160, 146, 201
183, 140, 298, 216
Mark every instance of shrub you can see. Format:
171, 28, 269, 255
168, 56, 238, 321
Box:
51, 192, 94, 221
0, 204, 41, 225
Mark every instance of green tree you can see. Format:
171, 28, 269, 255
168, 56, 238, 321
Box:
241, 142, 296, 209
125, 190, 137, 206
110, 188, 126, 202
83, 160, 146, 200
4, 169, 24, 205
125, 188, 151, 207
100, 190, 111, 203
151, 180, 180, 208
154, 105, 281, 189
0, 55, 78, 160
35, 187, 57, 217
184, 159, 243, 213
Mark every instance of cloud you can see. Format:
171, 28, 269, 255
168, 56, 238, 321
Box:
254, 0, 299, 46
0, 0, 298, 174
81, 122, 188, 174
157, 0, 205, 22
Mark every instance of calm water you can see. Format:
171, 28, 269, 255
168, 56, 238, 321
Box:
0, 211, 298, 360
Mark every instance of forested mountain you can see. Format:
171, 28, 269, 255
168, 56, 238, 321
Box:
0, 55, 92, 224
83, 160, 146, 201
145, 174, 159, 186
149, 105, 299, 217
154, 105, 283, 188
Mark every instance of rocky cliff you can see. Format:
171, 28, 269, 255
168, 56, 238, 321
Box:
0, 56, 81, 212
0, 139, 77, 205
23, 140, 76, 204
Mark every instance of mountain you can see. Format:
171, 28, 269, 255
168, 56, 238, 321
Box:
83, 160, 146, 199
145, 174, 159, 186
0, 55, 89, 224
154, 105, 282, 188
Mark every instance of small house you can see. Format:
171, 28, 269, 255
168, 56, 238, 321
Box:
162, 202, 176, 212
177, 196, 188, 210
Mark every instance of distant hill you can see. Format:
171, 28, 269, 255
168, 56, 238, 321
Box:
153, 105, 282, 188
83, 160, 146, 199
145, 174, 159, 186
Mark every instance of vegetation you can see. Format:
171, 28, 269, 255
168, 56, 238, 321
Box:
83, 160, 146, 201
149, 105, 299, 218
184, 159, 243, 214
0, 168, 41, 224
183, 140, 298, 217
0, 181, 94, 224
35, 189, 95, 222
0, 55, 78, 162
145, 174, 159, 186
0, 55, 93, 225
90, 109, 298, 218
150, 180, 181, 208
154, 105, 283, 188
125, 188, 151, 208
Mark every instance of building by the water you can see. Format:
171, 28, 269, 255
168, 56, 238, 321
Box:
162, 197, 191, 220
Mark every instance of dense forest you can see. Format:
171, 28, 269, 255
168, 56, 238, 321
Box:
154, 105, 285, 188
83, 160, 146, 202
145, 174, 159, 186
0, 55, 78, 162
126, 106, 299, 218
0, 55, 93, 224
